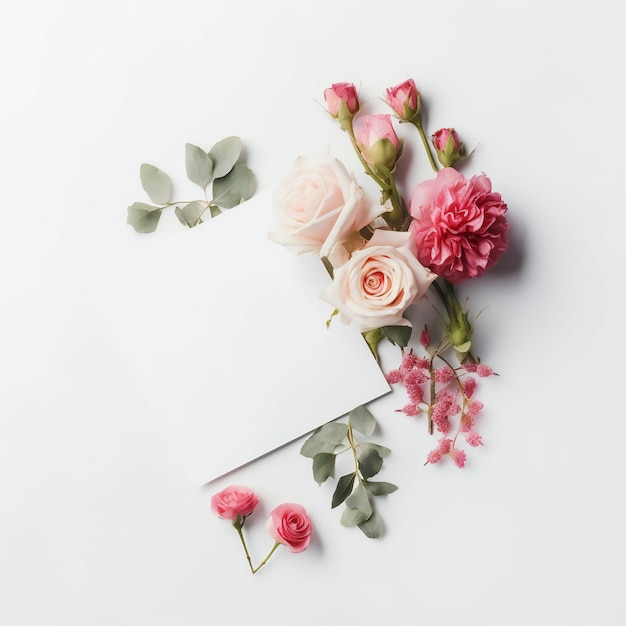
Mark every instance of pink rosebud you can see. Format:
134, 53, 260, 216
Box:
324, 83, 359, 124
353, 114, 400, 171
432, 128, 466, 167
266, 503, 312, 553
211, 485, 259, 521
385, 78, 420, 120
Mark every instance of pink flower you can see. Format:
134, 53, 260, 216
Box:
266, 503, 312, 553
211, 485, 259, 521
321, 230, 436, 332
431, 128, 465, 167
324, 83, 359, 120
409, 167, 509, 283
385, 78, 420, 120
353, 114, 400, 170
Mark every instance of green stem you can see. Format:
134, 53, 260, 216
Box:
410, 117, 439, 173
233, 520, 255, 575
252, 542, 280, 574
346, 423, 364, 485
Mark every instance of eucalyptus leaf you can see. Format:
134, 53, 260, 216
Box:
312, 452, 335, 485
209, 205, 222, 218
212, 164, 255, 209
139, 163, 171, 205
382, 325, 412, 348
349, 405, 376, 437
175, 201, 206, 228
358, 446, 383, 479
358, 511, 384, 538
345, 483, 372, 517
208, 136, 242, 179
365, 481, 398, 496
340, 506, 371, 527
300, 422, 348, 460
127, 202, 163, 234
185, 143, 214, 188
359, 442, 391, 458
331, 472, 356, 508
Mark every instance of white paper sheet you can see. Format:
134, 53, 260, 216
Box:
98, 193, 389, 484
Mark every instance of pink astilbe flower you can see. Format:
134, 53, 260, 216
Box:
462, 376, 477, 398
477, 364, 495, 377
385, 369, 402, 384
450, 448, 467, 468
419, 327, 431, 348
426, 450, 442, 464
465, 430, 483, 447
400, 403, 420, 417
434, 365, 454, 384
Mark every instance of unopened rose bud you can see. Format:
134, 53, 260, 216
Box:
432, 128, 466, 167
385, 78, 421, 121
353, 114, 401, 171
324, 83, 359, 129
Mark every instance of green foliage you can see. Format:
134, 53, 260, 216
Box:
300, 405, 397, 539
126, 137, 255, 233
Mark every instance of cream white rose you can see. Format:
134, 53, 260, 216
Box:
321, 231, 436, 332
269, 155, 385, 259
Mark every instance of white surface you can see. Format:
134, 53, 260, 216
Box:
1, 1, 625, 625
96, 193, 389, 484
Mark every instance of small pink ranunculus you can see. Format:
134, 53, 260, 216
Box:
266, 503, 312, 553
269, 155, 385, 260
409, 167, 509, 283
385, 78, 420, 120
321, 230, 436, 332
324, 83, 359, 119
211, 485, 259, 521
353, 114, 400, 170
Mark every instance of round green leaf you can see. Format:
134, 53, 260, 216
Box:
126, 202, 163, 234
175, 201, 206, 228
349, 405, 376, 437
312, 452, 335, 485
185, 143, 214, 189
139, 163, 171, 205
212, 164, 256, 209
209, 136, 242, 179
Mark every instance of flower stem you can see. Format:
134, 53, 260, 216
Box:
252, 542, 280, 574
233, 519, 255, 575
409, 117, 439, 173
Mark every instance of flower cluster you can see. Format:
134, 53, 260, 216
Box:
211, 485, 312, 574
271, 79, 509, 362
386, 331, 496, 467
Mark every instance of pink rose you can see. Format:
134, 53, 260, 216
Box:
385, 78, 420, 120
431, 128, 465, 167
324, 82, 359, 119
211, 485, 259, 521
353, 114, 400, 170
321, 230, 436, 332
269, 155, 385, 260
266, 503, 312, 553
409, 167, 509, 283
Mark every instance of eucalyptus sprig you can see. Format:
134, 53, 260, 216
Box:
127, 136, 256, 233
300, 405, 397, 538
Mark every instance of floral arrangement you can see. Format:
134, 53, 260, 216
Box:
269, 79, 510, 538
211, 485, 312, 574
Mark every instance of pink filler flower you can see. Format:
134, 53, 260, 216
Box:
409, 167, 509, 283
266, 503, 313, 553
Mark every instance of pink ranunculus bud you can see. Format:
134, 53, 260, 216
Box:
266, 503, 313, 553
431, 128, 466, 167
353, 114, 400, 171
323, 83, 359, 126
385, 78, 420, 120
211, 485, 259, 522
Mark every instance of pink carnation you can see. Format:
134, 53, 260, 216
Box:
409, 168, 509, 283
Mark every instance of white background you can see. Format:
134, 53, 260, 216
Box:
1, 1, 625, 624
